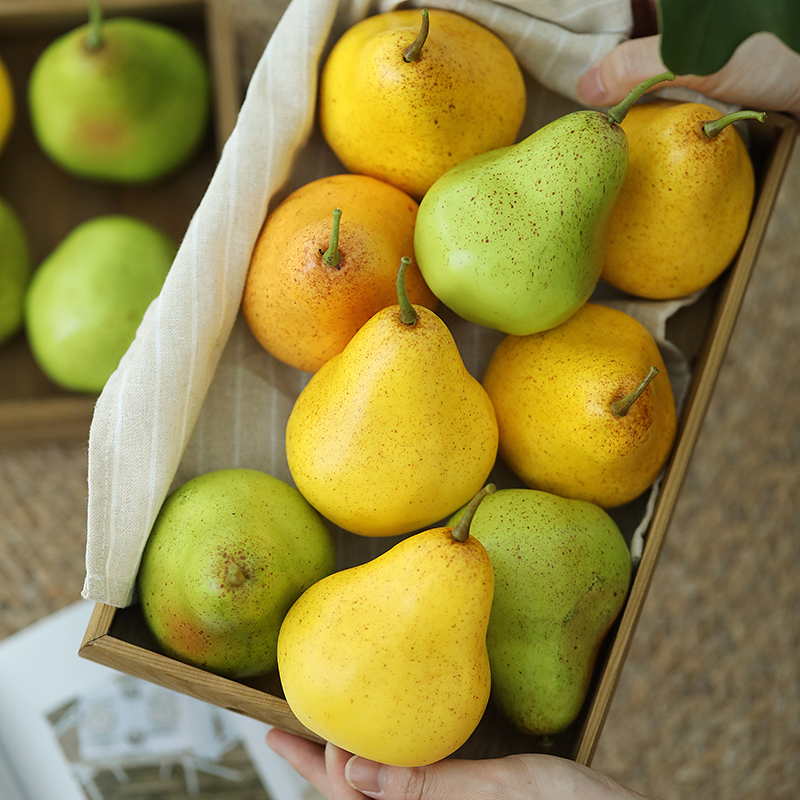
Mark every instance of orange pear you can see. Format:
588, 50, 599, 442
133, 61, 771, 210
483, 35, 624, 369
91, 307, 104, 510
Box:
242, 173, 436, 373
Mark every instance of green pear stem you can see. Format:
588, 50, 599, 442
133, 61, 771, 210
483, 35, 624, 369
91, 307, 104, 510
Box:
611, 367, 659, 417
403, 9, 430, 63
86, 0, 104, 50
702, 109, 766, 138
397, 257, 417, 326
225, 562, 246, 587
320, 208, 342, 269
606, 71, 676, 125
451, 484, 496, 543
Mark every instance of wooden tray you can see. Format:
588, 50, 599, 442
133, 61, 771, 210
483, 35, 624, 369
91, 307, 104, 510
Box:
79, 110, 798, 764
0, 0, 240, 446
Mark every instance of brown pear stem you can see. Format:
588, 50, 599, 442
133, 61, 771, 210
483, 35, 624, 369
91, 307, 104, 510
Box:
611, 367, 659, 417
607, 71, 676, 124
397, 257, 417, 326
403, 9, 429, 63
320, 208, 342, 269
225, 563, 246, 587
86, 0, 104, 50
451, 484, 496, 543
702, 109, 766, 138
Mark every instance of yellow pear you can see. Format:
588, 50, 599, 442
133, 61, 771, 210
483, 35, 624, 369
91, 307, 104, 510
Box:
242, 173, 436, 373
319, 8, 526, 200
482, 302, 677, 508
285, 258, 498, 536
602, 101, 764, 298
277, 486, 495, 767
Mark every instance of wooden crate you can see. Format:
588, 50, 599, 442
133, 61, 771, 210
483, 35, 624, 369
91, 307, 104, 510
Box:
0, 0, 240, 446
78, 109, 798, 763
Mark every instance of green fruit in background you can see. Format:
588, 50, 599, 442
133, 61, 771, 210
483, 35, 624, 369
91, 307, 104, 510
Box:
413, 72, 675, 336
24, 214, 175, 393
0, 196, 31, 347
28, 5, 211, 183
138, 468, 337, 679
449, 487, 631, 736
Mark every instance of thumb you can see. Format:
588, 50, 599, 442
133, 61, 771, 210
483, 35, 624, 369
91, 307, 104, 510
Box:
576, 35, 668, 107
345, 753, 537, 799
343, 751, 651, 800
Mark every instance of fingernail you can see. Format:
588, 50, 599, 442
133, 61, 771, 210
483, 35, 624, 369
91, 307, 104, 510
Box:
345, 755, 385, 794
576, 66, 607, 105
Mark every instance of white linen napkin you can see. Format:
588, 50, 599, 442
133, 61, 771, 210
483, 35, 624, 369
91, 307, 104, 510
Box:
83, 0, 703, 609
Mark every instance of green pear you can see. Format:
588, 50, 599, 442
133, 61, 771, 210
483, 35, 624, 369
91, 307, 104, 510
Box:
413, 72, 675, 336
24, 214, 175, 393
28, 0, 210, 183
138, 468, 336, 678
449, 487, 631, 736
0, 196, 31, 347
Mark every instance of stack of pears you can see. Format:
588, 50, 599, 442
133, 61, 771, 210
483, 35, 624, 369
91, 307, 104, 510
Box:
136, 4, 767, 768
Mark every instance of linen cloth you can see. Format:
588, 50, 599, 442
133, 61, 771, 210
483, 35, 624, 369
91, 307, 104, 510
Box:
83, 0, 697, 607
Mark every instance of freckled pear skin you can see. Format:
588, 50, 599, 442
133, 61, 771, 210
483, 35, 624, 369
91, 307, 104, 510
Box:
413, 111, 628, 336
137, 469, 336, 678
319, 9, 526, 200
449, 488, 631, 736
482, 303, 677, 508
242, 173, 437, 373
602, 101, 757, 298
277, 522, 494, 767
285, 303, 498, 537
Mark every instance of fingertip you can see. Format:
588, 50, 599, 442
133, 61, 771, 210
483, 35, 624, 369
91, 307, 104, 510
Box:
576, 65, 609, 106
265, 726, 285, 751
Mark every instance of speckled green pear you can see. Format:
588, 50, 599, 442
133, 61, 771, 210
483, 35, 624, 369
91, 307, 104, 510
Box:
138, 469, 336, 679
414, 72, 676, 336
449, 487, 631, 736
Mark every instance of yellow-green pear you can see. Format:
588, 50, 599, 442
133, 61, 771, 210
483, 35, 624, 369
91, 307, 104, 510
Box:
285, 258, 498, 536
137, 468, 336, 678
28, 1, 210, 183
449, 487, 631, 736
277, 485, 495, 766
24, 215, 175, 393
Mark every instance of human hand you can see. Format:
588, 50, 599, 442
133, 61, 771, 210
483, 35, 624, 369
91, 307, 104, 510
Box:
576, 31, 800, 119
266, 728, 658, 800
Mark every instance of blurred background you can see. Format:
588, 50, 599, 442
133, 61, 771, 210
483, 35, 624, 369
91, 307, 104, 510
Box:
1, 1, 798, 798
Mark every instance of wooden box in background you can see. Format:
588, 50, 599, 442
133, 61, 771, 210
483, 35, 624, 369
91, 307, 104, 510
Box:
0, 0, 241, 446
78, 106, 798, 764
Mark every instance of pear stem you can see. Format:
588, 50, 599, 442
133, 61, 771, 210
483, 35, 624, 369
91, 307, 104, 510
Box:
451, 484, 496, 543
320, 208, 342, 269
397, 257, 417, 326
86, 0, 104, 50
702, 109, 766, 138
225, 563, 246, 587
611, 367, 659, 417
403, 9, 429, 63
606, 71, 676, 125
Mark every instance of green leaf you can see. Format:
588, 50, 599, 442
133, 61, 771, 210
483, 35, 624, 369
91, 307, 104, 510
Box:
658, 0, 800, 76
